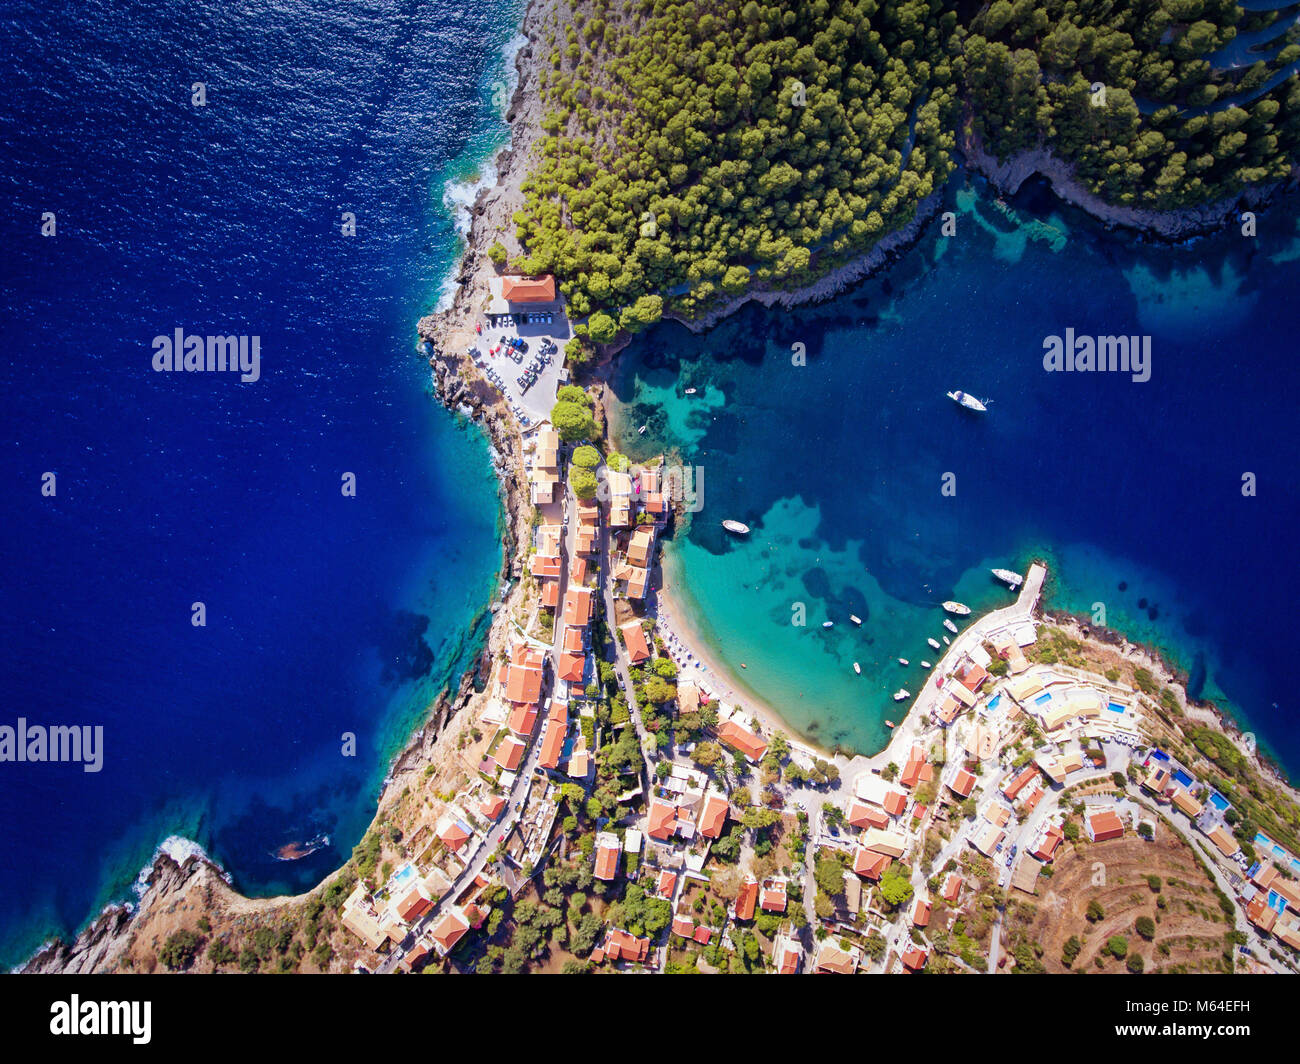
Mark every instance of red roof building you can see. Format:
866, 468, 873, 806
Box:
1002, 764, 1040, 801
501, 275, 556, 303
603, 928, 650, 963
1086, 809, 1125, 843
848, 799, 891, 830
698, 793, 730, 839
735, 878, 759, 921
717, 720, 768, 762
431, 908, 470, 955
761, 880, 788, 914
853, 846, 892, 881
911, 897, 932, 928
594, 833, 621, 881
620, 620, 653, 664
948, 769, 976, 799
901, 947, 928, 972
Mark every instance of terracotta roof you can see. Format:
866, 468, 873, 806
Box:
501, 275, 556, 302
594, 834, 621, 881
620, 620, 653, 664
912, 898, 931, 928
717, 720, 768, 762
438, 818, 472, 852
853, 847, 892, 881
901, 947, 928, 972
431, 908, 470, 954
505, 662, 543, 706
647, 797, 678, 841
1087, 809, 1125, 842
692, 925, 712, 945
761, 880, 788, 913
1031, 823, 1064, 862
539, 714, 567, 770
816, 941, 857, 975
479, 793, 507, 820
604, 928, 650, 963
1206, 823, 1240, 857
672, 916, 695, 938
1002, 764, 1040, 801
698, 793, 730, 839
556, 651, 585, 684
777, 942, 801, 974
848, 799, 890, 830
540, 580, 560, 608
394, 883, 433, 923
494, 735, 526, 772
562, 586, 595, 627
948, 769, 976, 798
882, 789, 908, 817
507, 701, 538, 737
941, 872, 962, 903
656, 870, 677, 899
735, 878, 759, 921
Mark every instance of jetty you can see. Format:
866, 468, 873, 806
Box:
904, 562, 1046, 729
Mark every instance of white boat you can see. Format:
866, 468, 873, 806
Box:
722, 520, 750, 535
684, 387, 697, 395
850, 614, 862, 625
893, 689, 911, 702
853, 662, 861, 675
942, 601, 971, 616
927, 637, 941, 650
943, 618, 958, 634
920, 660, 932, 668
947, 390, 987, 412
898, 657, 909, 665
822, 621, 834, 628
638, 425, 647, 434
992, 568, 1023, 588
943, 636, 951, 645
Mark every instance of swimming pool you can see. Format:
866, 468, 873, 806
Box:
1254, 832, 1300, 875
1034, 692, 1053, 706
1106, 701, 1127, 714
1207, 790, 1231, 813
1173, 769, 1193, 788
389, 863, 417, 890
987, 694, 1001, 712
1268, 890, 1289, 913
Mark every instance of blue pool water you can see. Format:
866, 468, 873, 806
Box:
987, 695, 1001, 712
1106, 701, 1127, 714
1207, 791, 1231, 813
1034, 692, 1054, 706
1173, 769, 1194, 788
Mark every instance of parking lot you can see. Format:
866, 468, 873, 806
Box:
472, 308, 572, 426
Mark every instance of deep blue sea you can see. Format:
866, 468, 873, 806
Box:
610, 177, 1300, 770
0, 0, 521, 967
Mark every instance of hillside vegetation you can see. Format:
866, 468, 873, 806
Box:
514, 0, 1300, 347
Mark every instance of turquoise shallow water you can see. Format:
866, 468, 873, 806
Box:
610, 175, 1300, 767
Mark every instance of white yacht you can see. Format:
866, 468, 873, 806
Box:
722, 520, 750, 535
920, 660, 932, 668
850, 614, 862, 625
927, 637, 941, 650
942, 601, 971, 616
853, 662, 861, 675
992, 568, 1023, 588
947, 390, 987, 412
943, 618, 958, 634
898, 658, 909, 666
893, 689, 911, 702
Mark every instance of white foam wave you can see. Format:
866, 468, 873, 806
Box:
132, 835, 230, 900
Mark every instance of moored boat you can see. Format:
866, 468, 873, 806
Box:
684, 387, 697, 395
722, 519, 750, 535
849, 614, 862, 625
943, 635, 950, 645
942, 601, 971, 616
892, 689, 910, 702
947, 390, 988, 412
853, 662, 861, 674
898, 658, 909, 665
822, 620, 834, 628
943, 618, 958, 633
885, 719, 896, 728
920, 660, 932, 668
927, 637, 941, 650
992, 567, 1023, 588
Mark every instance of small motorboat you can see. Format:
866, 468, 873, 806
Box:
722, 520, 750, 535
943, 636, 951, 645
892, 689, 911, 702
822, 621, 834, 628
850, 614, 862, 625
898, 658, 909, 666
885, 719, 896, 729
920, 660, 932, 668
927, 637, 941, 650
853, 662, 861, 675
992, 568, 1023, 588
947, 390, 988, 412
684, 387, 697, 395
943, 618, 958, 634
740, 663, 747, 669
942, 601, 971, 616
